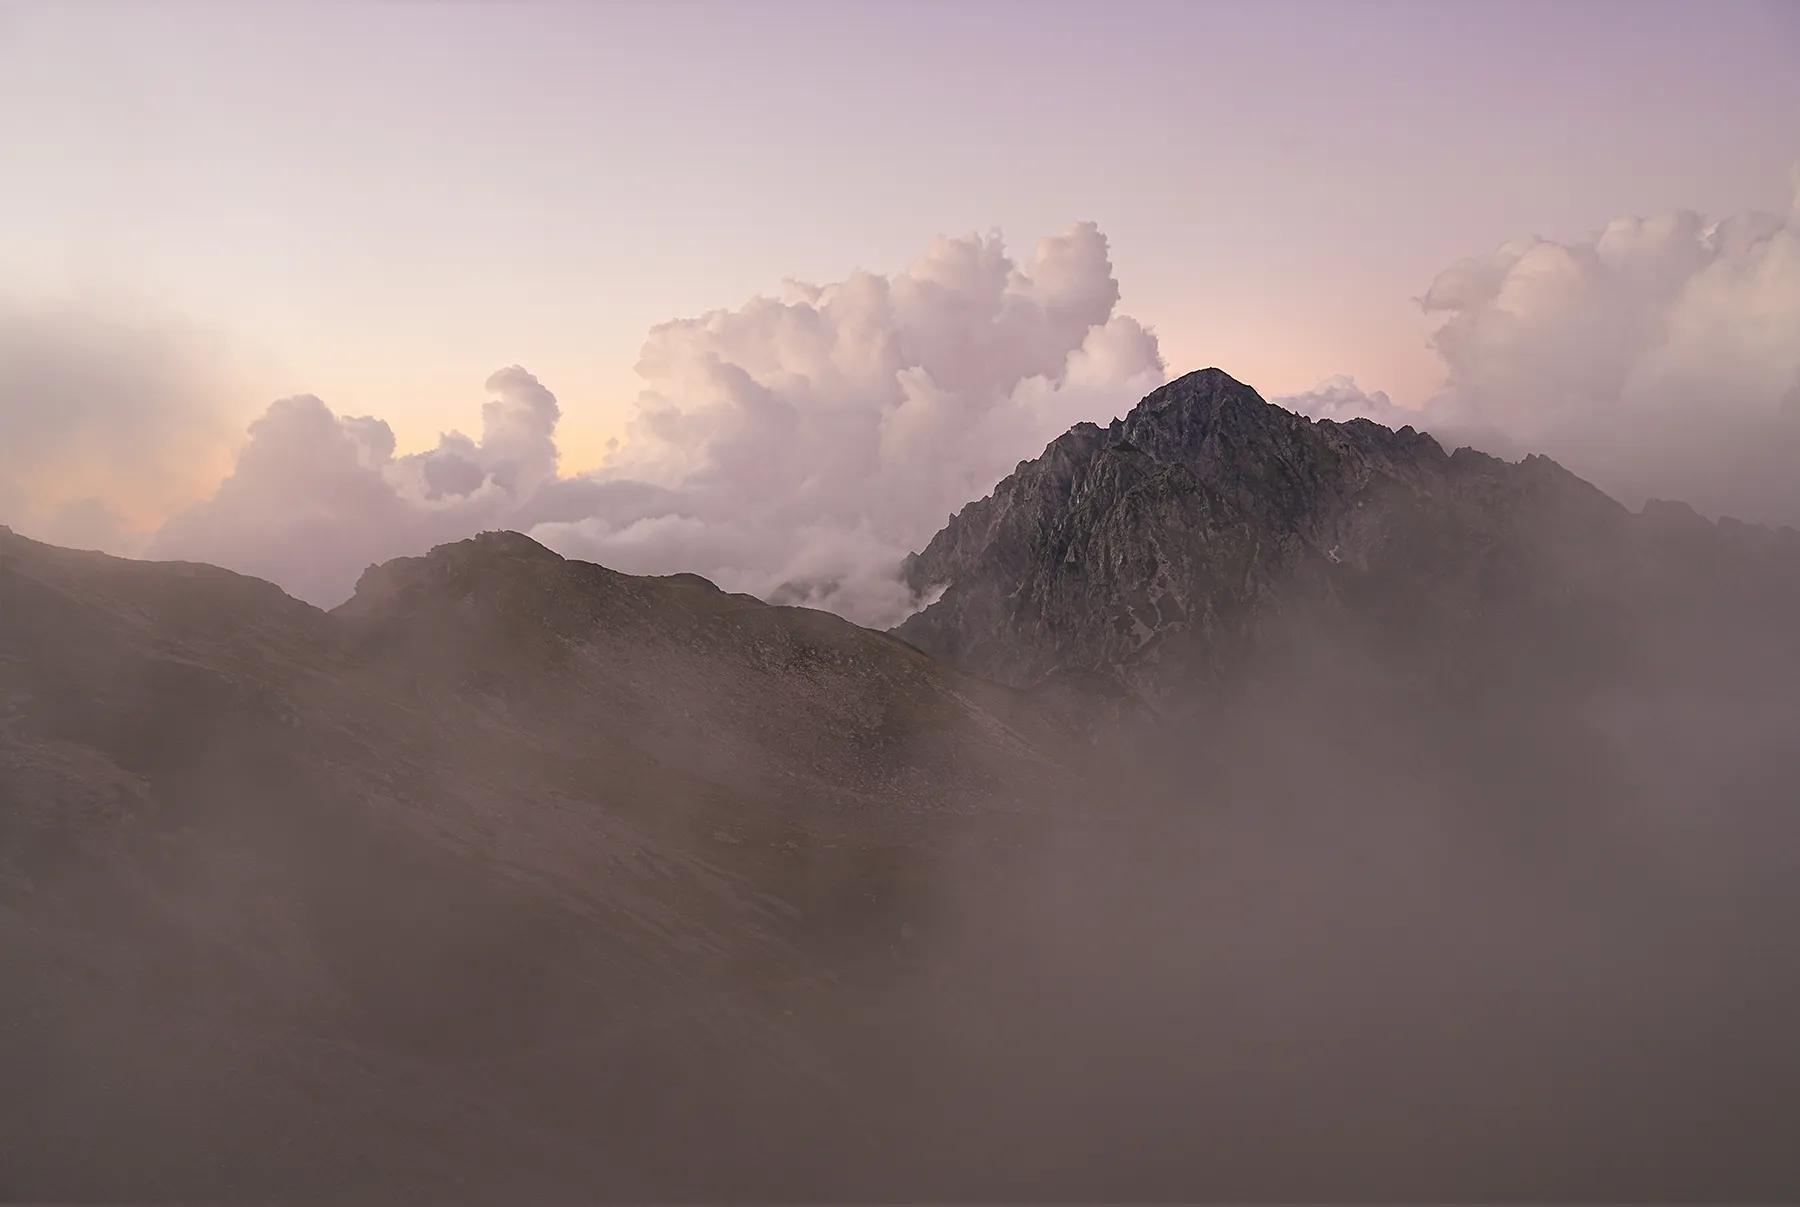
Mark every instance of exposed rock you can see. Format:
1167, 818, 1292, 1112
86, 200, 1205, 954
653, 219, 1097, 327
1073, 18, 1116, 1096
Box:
896, 368, 1800, 712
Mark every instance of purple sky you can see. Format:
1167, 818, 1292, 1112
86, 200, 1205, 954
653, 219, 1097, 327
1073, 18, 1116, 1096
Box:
1, 0, 1797, 605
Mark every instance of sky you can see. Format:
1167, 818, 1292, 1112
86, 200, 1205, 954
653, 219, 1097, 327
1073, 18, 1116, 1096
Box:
2, 0, 1798, 619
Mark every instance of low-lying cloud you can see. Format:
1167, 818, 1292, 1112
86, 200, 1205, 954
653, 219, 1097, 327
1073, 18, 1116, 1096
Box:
148, 222, 1165, 623
7, 174, 1797, 618
1284, 168, 1800, 528
0, 296, 245, 552
144, 366, 563, 607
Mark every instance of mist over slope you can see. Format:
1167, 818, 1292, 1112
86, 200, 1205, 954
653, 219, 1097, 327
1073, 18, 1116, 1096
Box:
5, 371, 1800, 1200
0, 523, 1082, 1198
887, 372, 1800, 1198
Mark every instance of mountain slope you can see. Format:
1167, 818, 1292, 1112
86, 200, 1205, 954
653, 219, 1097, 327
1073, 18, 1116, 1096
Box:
875, 371, 1800, 1198
896, 367, 1800, 705
0, 525, 1079, 1200
7, 377, 1800, 1202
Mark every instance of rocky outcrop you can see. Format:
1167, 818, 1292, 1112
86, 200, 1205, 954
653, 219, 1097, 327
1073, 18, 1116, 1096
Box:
895, 368, 1800, 705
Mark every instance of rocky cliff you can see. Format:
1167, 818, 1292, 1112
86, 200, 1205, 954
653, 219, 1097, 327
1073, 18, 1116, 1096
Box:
896, 368, 1800, 708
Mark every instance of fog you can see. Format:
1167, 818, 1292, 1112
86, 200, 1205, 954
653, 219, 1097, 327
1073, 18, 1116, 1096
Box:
877, 648, 1800, 1199
6, 514, 1799, 1201
0, 295, 247, 550
734, 564, 1797, 1200
5, 150, 1800, 1203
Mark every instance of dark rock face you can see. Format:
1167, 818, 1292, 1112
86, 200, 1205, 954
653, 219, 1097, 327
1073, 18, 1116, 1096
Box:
896, 368, 1800, 706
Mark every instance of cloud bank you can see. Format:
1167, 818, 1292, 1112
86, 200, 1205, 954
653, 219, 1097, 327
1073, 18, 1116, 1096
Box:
1284, 169, 1800, 528
8, 174, 1795, 623
147, 223, 1164, 624
148, 365, 566, 607
0, 297, 245, 552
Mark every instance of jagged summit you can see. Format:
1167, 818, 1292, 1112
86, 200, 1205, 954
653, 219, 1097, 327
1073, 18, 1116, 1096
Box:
1108, 365, 1444, 464
1119, 366, 1269, 424
895, 368, 1800, 700
893, 369, 1459, 691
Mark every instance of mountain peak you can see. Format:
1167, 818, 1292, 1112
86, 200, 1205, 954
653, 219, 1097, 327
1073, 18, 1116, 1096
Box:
1111, 367, 1271, 441
1134, 365, 1257, 408
892, 368, 1759, 698
432, 529, 565, 565
337, 529, 581, 630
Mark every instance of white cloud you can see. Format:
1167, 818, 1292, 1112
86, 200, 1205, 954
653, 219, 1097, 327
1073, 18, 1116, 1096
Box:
1284, 168, 1800, 528
148, 367, 564, 607
17, 174, 1795, 624
1277, 375, 1421, 430
146, 223, 1165, 624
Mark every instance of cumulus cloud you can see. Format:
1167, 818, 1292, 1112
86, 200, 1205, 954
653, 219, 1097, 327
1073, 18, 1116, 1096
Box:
150, 224, 1164, 623
1283, 168, 1800, 528
150, 366, 564, 607
0, 297, 245, 552
1275, 375, 1422, 430
22, 175, 1795, 623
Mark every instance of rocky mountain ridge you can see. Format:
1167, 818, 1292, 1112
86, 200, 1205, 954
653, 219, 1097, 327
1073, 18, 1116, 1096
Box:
895, 367, 1800, 703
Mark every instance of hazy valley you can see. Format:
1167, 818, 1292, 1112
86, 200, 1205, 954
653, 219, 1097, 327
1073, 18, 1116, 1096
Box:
5, 370, 1800, 1199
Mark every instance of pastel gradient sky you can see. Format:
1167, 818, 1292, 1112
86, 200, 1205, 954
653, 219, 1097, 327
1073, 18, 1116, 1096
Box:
5, 0, 1796, 468
3, 0, 1799, 618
